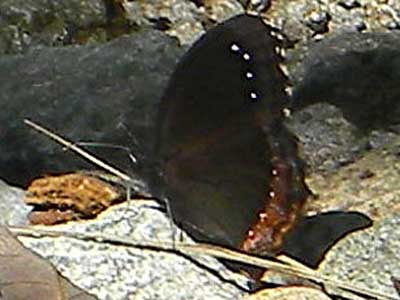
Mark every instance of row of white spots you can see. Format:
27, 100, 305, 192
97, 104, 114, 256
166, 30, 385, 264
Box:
229, 42, 259, 102
269, 159, 280, 199
230, 41, 292, 117
268, 30, 293, 118
244, 166, 279, 241
270, 33, 294, 118
268, 29, 282, 39
247, 169, 278, 238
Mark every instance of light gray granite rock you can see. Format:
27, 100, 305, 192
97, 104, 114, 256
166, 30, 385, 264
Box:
17, 199, 248, 300
0, 178, 30, 225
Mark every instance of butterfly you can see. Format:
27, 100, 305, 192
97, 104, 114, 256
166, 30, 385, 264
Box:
152, 13, 309, 256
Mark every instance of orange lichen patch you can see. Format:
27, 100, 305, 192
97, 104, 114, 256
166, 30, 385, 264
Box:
26, 173, 122, 225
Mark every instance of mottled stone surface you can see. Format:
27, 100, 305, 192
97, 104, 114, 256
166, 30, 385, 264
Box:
306, 136, 400, 220
0, 0, 107, 54
320, 216, 400, 299
122, 0, 245, 45
264, 0, 400, 80
286, 104, 359, 173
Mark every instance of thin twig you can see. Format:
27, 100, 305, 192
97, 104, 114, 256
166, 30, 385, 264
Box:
24, 119, 132, 182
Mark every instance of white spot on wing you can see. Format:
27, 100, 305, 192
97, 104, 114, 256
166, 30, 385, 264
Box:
243, 52, 251, 61
282, 108, 291, 117
279, 64, 289, 77
230, 43, 240, 52
284, 86, 293, 96
250, 92, 258, 100
246, 72, 254, 79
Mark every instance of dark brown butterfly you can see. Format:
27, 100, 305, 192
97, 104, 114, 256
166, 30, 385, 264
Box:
153, 14, 310, 257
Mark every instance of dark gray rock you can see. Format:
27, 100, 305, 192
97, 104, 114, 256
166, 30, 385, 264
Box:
292, 31, 400, 129
288, 31, 400, 173
0, 29, 183, 187
286, 103, 359, 172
